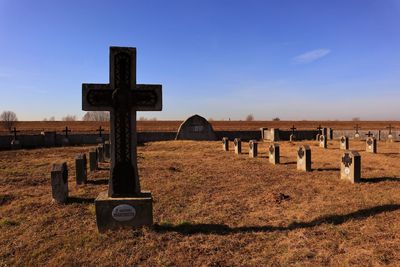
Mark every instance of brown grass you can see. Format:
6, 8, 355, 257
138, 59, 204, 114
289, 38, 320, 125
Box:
0, 120, 399, 135
1, 140, 400, 265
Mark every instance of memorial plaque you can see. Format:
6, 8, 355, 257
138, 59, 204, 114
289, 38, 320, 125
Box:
366, 137, 377, 153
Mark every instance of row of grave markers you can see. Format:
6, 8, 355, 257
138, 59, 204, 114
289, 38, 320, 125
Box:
50, 141, 111, 203
222, 137, 364, 183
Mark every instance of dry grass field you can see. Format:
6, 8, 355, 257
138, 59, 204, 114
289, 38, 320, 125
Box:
1, 139, 400, 265
0, 120, 399, 134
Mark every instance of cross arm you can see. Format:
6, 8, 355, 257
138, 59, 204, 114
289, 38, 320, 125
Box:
82, 83, 113, 111
135, 84, 162, 111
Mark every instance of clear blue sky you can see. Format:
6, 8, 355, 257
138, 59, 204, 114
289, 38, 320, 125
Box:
1, 0, 399, 121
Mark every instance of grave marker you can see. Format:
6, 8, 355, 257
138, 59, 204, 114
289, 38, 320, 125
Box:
97, 144, 105, 163
10, 127, 21, 149
354, 124, 360, 139
51, 162, 69, 203
340, 136, 349, 150
89, 149, 98, 171
82, 46, 161, 231
222, 137, 229, 151
366, 136, 377, 153
268, 143, 280, 165
319, 135, 327, 148
340, 151, 361, 183
234, 138, 241, 154
249, 140, 258, 158
387, 124, 394, 142
104, 140, 111, 160
75, 154, 87, 185
289, 125, 296, 141
97, 126, 105, 143
62, 126, 71, 146
297, 145, 311, 171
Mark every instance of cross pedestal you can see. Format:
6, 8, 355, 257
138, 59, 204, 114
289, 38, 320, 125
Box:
82, 47, 162, 232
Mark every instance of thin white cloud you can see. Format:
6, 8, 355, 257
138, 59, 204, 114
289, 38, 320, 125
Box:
293, 49, 331, 64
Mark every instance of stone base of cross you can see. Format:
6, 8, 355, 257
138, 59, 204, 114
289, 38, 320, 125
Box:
82, 46, 162, 231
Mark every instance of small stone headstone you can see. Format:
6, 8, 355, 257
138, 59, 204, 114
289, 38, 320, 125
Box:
319, 135, 327, 148
268, 143, 280, 164
97, 144, 105, 162
340, 151, 361, 183
51, 162, 68, 203
89, 149, 98, 171
249, 140, 258, 158
104, 141, 111, 160
10, 139, 21, 149
289, 134, 296, 142
388, 134, 394, 143
340, 136, 349, 150
234, 138, 241, 154
75, 154, 87, 185
316, 133, 320, 141
366, 137, 377, 153
354, 132, 360, 139
297, 145, 311, 172
222, 137, 229, 151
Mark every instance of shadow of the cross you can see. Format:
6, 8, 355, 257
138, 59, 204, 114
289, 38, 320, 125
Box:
153, 204, 400, 235
66, 197, 95, 204
361, 177, 400, 183
86, 179, 109, 185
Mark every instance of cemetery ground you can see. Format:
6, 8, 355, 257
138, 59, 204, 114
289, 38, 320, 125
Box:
1, 140, 400, 265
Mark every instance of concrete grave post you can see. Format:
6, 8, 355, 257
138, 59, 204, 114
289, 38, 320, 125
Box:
249, 140, 258, 158
366, 137, 377, 153
316, 133, 321, 141
289, 125, 296, 141
297, 145, 311, 171
222, 137, 229, 151
341, 151, 361, 183
75, 154, 87, 185
340, 136, 349, 150
97, 144, 105, 163
89, 149, 98, 172
270, 128, 280, 142
104, 140, 111, 160
82, 47, 162, 231
268, 143, 280, 165
51, 162, 69, 203
234, 138, 241, 154
319, 135, 327, 148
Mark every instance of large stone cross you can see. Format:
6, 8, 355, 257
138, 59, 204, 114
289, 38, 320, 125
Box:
82, 47, 162, 197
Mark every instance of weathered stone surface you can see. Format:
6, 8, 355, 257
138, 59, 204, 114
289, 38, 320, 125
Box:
75, 154, 87, 185
51, 162, 68, 203
234, 138, 241, 154
319, 135, 327, 148
269, 143, 280, 164
222, 137, 229, 151
340, 151, 361, 183
366, 137, 377, 153
89, 149, 98, 172
297, 145, 311, 172
175, 114, 217, 141
95, 191, 153, 232
249, 140, 258, 158
340, 136, 349, 150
